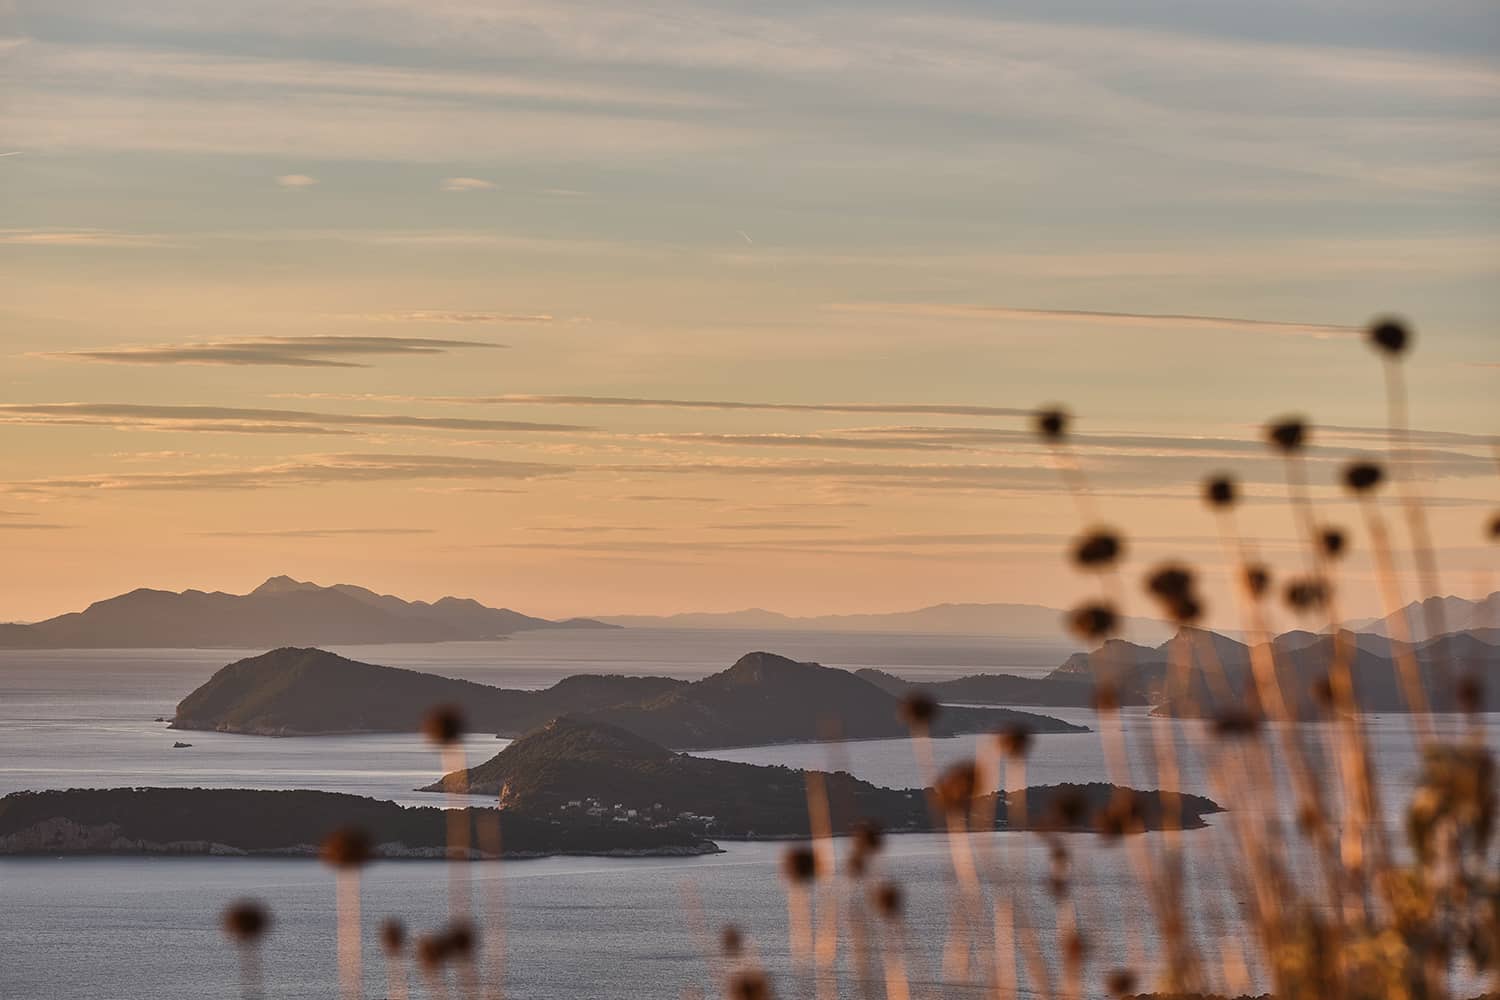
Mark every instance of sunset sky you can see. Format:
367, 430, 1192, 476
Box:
2, 1, 1497, 624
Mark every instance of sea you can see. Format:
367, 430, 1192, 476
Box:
1, 629, 1495, 999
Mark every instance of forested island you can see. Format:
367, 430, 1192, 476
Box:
172, 648, 1089, 746
0, 787, 717, 859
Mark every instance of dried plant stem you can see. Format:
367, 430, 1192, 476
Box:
336, 869, 362, 1000
803, 771, 838, 998
383, 952, 409, 1000
1359, 500, 1433, 733
443, 745, 472, 923
477, 811, 506, 1000
236, 945, 264, 1000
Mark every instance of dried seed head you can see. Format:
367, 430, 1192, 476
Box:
780, 845, 818, 885
222, 900, 271, 943
1267, 416, 1308, 453
1098, 790, 1142, 841
1211, 707, 1263, 739
935, 760, 979, 812
1284, 576, 1330, 614
1063, 929, 1088, 965
1457, 674, 1483, 715
1067, 602, 1118, 641
997, 724, 1033, 759
871, 881, 903, 920
1489, 512, 1500, 541
1204, 474, 1237, 509
851, 819, 884, 856
1344, 461, 1384, 494
1047, 789, 1088, 830
846, 848, 870, 879
422, 705, 465, 746
1105, 968, 1138, 997
728, 968, 771, 1000
442, 921, 475, 960
415, 933, 447, 971
898, 691, 937, 728
1244, 564, 1272, 599
720, 924, 744, 957
1072, 529, 1123, 569
1296, 803, 1323, 835
1092, 682, 1120, 712
1311, 675, 1336, 709
1146, 564, 1194, 601
379, 918, 406, 955
320, 827, 372, 869
1319, 527, 1347, 559
1035, 406, 1069, 442
1368, 316, 1411, 357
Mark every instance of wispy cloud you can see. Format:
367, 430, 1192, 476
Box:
828, 303, 1358, 339
350, 311, 554, 324
1, 453, 570, 495
275, 173, 318, 188
441, 177, 494, 192
0, 403, 589, 435
0, 228, 171, 248
282, 393, 1030, 418
43, 335, 506, 368
197, 527, 434, 538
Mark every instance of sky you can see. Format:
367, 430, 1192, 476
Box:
1, 1, 1497, 625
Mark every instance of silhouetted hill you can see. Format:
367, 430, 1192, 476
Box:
0, 575, 615, 649
578, 651, 1088, 749
855, 667, 1150, 708
600, 602, 1173, 643
1346, 591, 1500, 641
424, 717, 1220, 836
172, 647, 684, 736
173, 648, 1085, 746
1044, 627, 1499, 717
0, 787, 715, 858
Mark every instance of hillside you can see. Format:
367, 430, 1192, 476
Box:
172, 647, 684, 736
855, 666, 1151, 708
577, 651, 1089, 749
425, 717, 1221, 836
0, 575, 615, 649
0, 787, 714, 858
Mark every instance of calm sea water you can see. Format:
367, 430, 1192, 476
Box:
0, 630, 1494, 999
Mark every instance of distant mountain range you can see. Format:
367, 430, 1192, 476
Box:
599, 602, 1175, 643
172, 647, 1088, 746
0, 576, 614, 649
1345, 592, 1500, 640
1047, 625, 1499, 717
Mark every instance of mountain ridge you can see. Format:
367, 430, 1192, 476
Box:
0, 576, 616, 649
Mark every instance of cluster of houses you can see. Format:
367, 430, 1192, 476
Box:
559, 797, 716, 828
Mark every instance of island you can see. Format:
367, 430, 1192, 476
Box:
0, 575, 617, 650
172, 647, 684, 737
0, 723, 1221, 859
172, 649, 1091, 747
0, 787, 718, 859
